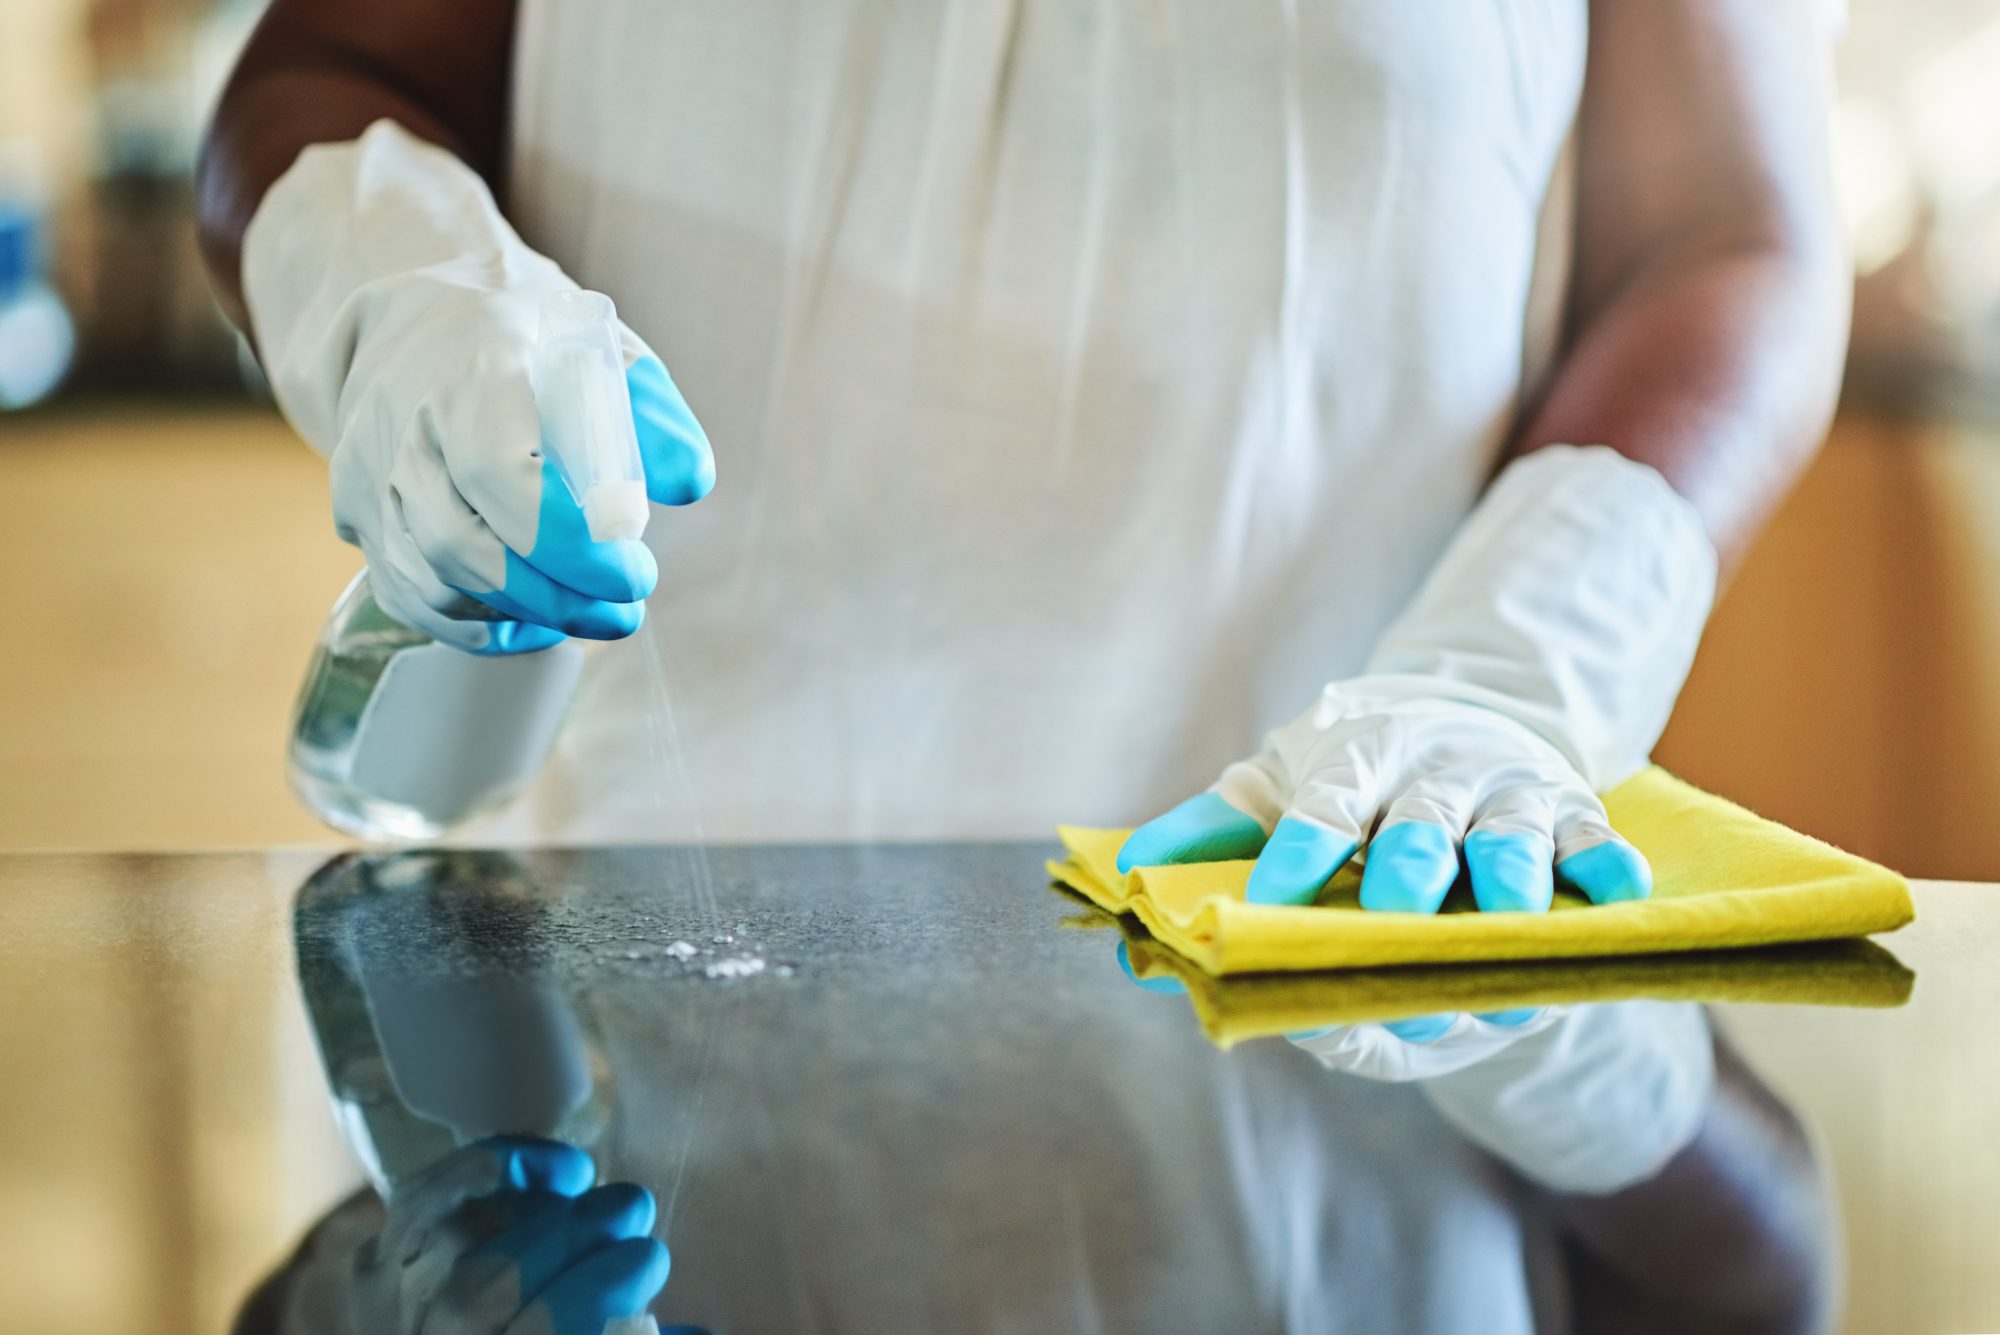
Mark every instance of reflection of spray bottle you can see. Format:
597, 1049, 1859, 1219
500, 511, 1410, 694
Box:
0, 140, 76, 412
293, 850, 617, 1198
287, 291, 645, 841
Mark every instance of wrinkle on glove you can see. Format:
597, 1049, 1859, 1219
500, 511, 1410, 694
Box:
1051, 768, 1913, 975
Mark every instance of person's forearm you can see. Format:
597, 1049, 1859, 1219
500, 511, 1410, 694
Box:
1514, 234, 1849, 570
198, 70, 483, 332
1519, 0, 1850, 571
195, 0, 516, 334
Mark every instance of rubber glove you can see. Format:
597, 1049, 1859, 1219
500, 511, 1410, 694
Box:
1106, 939, 1712, 1194
243, 120, 715, 655
1112, 938, 1193, 995
311, 1136, 670, 1335
1289, 1003, 1716, 1195
1119, 446, 1716, 913
1284, 1008, 1559, 1080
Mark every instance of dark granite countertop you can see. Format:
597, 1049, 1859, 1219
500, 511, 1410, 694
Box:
1, 844, 1992, 1334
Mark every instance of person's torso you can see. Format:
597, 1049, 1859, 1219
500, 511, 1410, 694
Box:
504, 0, 1587, 841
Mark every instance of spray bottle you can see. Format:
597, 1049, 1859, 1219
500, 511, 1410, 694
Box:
287, 291, 645, 841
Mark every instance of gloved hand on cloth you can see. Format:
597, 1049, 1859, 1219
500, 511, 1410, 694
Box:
1120, 445, 1717, 914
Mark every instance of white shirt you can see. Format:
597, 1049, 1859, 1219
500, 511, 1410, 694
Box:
504, 0, 1587, 842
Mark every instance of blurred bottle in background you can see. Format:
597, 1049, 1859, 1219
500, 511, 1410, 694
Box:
1836, 4, 2000, 421
0, 139, 76, 410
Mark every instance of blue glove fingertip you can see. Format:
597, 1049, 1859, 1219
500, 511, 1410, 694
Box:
1117, 793, 1267, 873
521, 455, 661, 604
570, 1182, 658, 1242
488, 1136, 596, 1197
564, 595, 646, 642
1557, 840, 1653, 905
477, 1184, 658, 1305
472, 558, 649, 642
628, 357, 715, 506
473, 620, 571, 656
1243, 816, 1356, 907
1115, 940, 1188, 995
1381, 1014, 1457, 1045
1474, 1007, 1545, 1028
1464, 830, 1555, 914
535, 1237, 671, 1335
1358, 820, 1460, 915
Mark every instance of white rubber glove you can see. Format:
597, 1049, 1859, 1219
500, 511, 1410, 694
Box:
1284, 1007, 1563, 1083
1120, 445, 1716, 912
243, 119, 714, 655
1289, 1002, 1716, 1195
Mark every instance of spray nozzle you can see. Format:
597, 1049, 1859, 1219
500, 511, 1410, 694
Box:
532, 290, 649, 543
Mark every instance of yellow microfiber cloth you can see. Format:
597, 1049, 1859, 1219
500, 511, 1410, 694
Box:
1048, 766, 1914, 976
1105, 924, 1913, 1048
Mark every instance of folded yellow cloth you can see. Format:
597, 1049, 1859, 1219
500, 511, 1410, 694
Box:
1108, 926, 1913, 1048
1049, 766, 1914, 975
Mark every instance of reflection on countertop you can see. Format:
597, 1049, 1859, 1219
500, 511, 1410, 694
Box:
257, 848, 1819, 1332
2, 843, 1990, 1333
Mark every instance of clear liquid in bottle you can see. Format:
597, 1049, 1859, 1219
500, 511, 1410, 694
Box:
288, 573, 583, 841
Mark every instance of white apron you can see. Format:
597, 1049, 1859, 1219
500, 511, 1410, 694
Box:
503, 0, 1586, 842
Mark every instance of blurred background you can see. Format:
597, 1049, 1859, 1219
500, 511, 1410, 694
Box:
4, 0, 2000, 865
4, 6, 2000, 1335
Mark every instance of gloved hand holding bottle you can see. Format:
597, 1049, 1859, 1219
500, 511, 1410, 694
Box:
1119, 445, 1717, 915
250, 120, 719, 840
243, 119, 715, 655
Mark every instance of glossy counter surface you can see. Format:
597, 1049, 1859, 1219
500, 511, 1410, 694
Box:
0, 844, 1992, 1334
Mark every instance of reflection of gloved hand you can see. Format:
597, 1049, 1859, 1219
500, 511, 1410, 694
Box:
1293, 1003, 1716, 1195
1120, 446, 1715, 912
243, 119, 715, 655
1113, 939, 1190, 995
307, 1136, 669, 1335
1108, 937, 1714, 1195
1286, 1008, 1557, 1083
1113, 935, 1552, 1077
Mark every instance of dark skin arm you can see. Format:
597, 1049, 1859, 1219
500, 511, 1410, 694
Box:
195, 0, 516, 333
1547, 1032, 1834, 1335
1477, 8, 1843, 1309
1517, 0, 1851, 569
206, 0, 1846, 570
1514, 6, 1845, 1271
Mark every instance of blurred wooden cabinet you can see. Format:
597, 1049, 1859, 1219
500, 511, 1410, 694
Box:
1657, 410, 2000, 881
